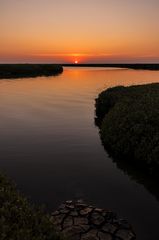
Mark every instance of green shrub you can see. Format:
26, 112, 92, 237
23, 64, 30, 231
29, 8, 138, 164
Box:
95, 83, 159, 172
0, 173, 62, 240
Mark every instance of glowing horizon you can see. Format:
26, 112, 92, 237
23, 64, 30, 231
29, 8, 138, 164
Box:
1, 0, 159, 63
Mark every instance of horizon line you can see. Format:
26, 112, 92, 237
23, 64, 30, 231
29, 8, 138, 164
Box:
0, 63, 159, 65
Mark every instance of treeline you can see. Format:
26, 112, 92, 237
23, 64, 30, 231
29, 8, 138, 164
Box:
63, 63, 159, 70
0, 64, 63, 78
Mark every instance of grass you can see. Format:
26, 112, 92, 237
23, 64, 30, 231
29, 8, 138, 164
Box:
95, 83, 159, 173
0, 64, 63, 79
0, 173, 63, 240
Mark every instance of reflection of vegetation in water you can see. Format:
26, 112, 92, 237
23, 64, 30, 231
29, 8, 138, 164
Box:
95, 83, 159, 201
114, 158, 159, 202
0, 173, 62, 240
0, 64, 63, 79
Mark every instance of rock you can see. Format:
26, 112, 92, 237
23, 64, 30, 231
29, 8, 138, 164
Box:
98, 231, 112, 240
66, 204, 75, 210
62, 226, 82, 240
66, 200, 73, 204
102, 223, 117, 234
63, 216, 73, 229
51, 200, 136, 240
81, 224, 90, 232
70, 210, 79, 216
81, 230, 98, 240
76, 203, 87, 209
95, 208, 103, 213
116, 229, 135, 240
91, 212, 105, 226
74, 217, 88, 225
51, 214, 65, 225
59, 208, 70, 214
80, 207, 93, 216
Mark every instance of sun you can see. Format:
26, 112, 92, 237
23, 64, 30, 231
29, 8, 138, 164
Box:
74, 60, 78, 64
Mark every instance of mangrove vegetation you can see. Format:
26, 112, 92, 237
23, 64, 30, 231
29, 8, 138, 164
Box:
63, 63, 159, 70
0, 173, 63, 240
95, 83, 159, 174
0, 64, 63, 79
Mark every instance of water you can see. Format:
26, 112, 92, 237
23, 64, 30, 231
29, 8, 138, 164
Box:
0, 67, 159, 239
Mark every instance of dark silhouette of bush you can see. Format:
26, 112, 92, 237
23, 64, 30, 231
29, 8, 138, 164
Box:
0, 173, 63, 240
95, 83, 159, 173
0, 64, 63, 79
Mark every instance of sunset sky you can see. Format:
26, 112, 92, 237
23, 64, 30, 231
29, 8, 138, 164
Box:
1, 0, 159, 63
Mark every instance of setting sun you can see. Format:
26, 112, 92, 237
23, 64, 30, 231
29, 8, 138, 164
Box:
75, 60, 78, 64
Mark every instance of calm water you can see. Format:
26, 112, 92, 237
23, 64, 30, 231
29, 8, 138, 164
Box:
0, 67, 159, 239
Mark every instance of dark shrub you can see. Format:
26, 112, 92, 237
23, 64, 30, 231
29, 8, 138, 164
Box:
0, 64, 63, 79
0, 173, 62, 240
95, 83, 159, 172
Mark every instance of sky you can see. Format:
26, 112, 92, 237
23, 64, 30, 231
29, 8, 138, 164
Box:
0, 0, 159, 63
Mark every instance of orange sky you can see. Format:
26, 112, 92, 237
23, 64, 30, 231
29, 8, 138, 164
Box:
0, 0, 159, 63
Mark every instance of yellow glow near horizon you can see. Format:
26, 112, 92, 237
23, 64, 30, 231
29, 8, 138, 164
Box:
0, 0, 159, 63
